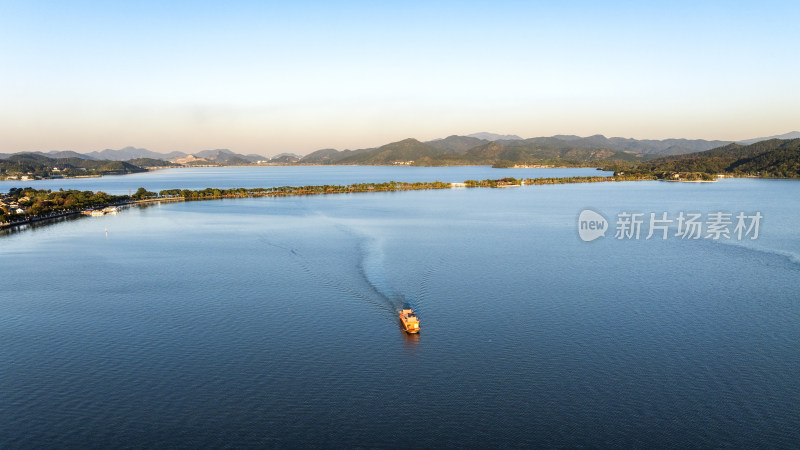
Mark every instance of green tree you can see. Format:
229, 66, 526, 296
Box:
132, 187, 156, 200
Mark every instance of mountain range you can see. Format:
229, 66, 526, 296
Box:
1, 132, 798, 168
2, 136, 800, 179
296, 132, 798, 166
0, 147, 267, 165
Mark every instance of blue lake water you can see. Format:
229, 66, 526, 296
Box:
1, 168, 799, 447
0, 165, 610, 195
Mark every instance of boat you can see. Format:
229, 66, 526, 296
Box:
399, 308, 420, 334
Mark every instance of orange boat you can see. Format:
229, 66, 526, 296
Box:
399, 308, 420, 334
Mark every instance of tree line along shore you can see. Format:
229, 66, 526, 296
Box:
0, 175, 661, 229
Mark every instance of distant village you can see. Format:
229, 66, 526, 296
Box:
0, 193, 27, 216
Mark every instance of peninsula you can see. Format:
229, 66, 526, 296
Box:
2, 174, 653, 231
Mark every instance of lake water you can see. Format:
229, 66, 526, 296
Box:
0, 165, 609, 195
2, 168, 799, 447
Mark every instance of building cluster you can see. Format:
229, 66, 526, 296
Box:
2, 174, 36, 181
0, 193, 27, 215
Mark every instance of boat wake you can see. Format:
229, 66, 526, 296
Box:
712, 239, 800, 270
357, 235, 405, 311
345, 222, 440, 320
258, 215, 437, 322
414, 253, 444, 311
257, 231, 399, 317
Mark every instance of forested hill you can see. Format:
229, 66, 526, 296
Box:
631, 139, 800, 178
0, 153, 153, 179
299, 137, 642, 166
4, 134, 799, 173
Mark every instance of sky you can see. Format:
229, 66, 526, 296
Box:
1, 1, 798, 157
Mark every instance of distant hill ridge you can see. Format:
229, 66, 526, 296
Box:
298, 131, 799, 165
5, 138, 797, 180
466, 132, 523, 141
0, 152, 150, 178
737, 131, 800, 145
1, 131, 797, 166
634, 138, 800, 178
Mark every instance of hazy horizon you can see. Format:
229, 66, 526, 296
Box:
2, 1, 798, 156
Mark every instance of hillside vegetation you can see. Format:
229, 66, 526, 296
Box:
299, 137, 643, 166
0, 153, 151, 179
628, 139, 800, 178
4, 135, 799, 178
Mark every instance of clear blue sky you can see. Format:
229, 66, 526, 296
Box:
1, 1, 798, 156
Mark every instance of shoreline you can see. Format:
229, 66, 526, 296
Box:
3, 163, 795, 184
1, 173, 796, 234
1, 177, 614, 232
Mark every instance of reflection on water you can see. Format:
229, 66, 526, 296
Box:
402, 330, 421, 346
1, 213, 84, 237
